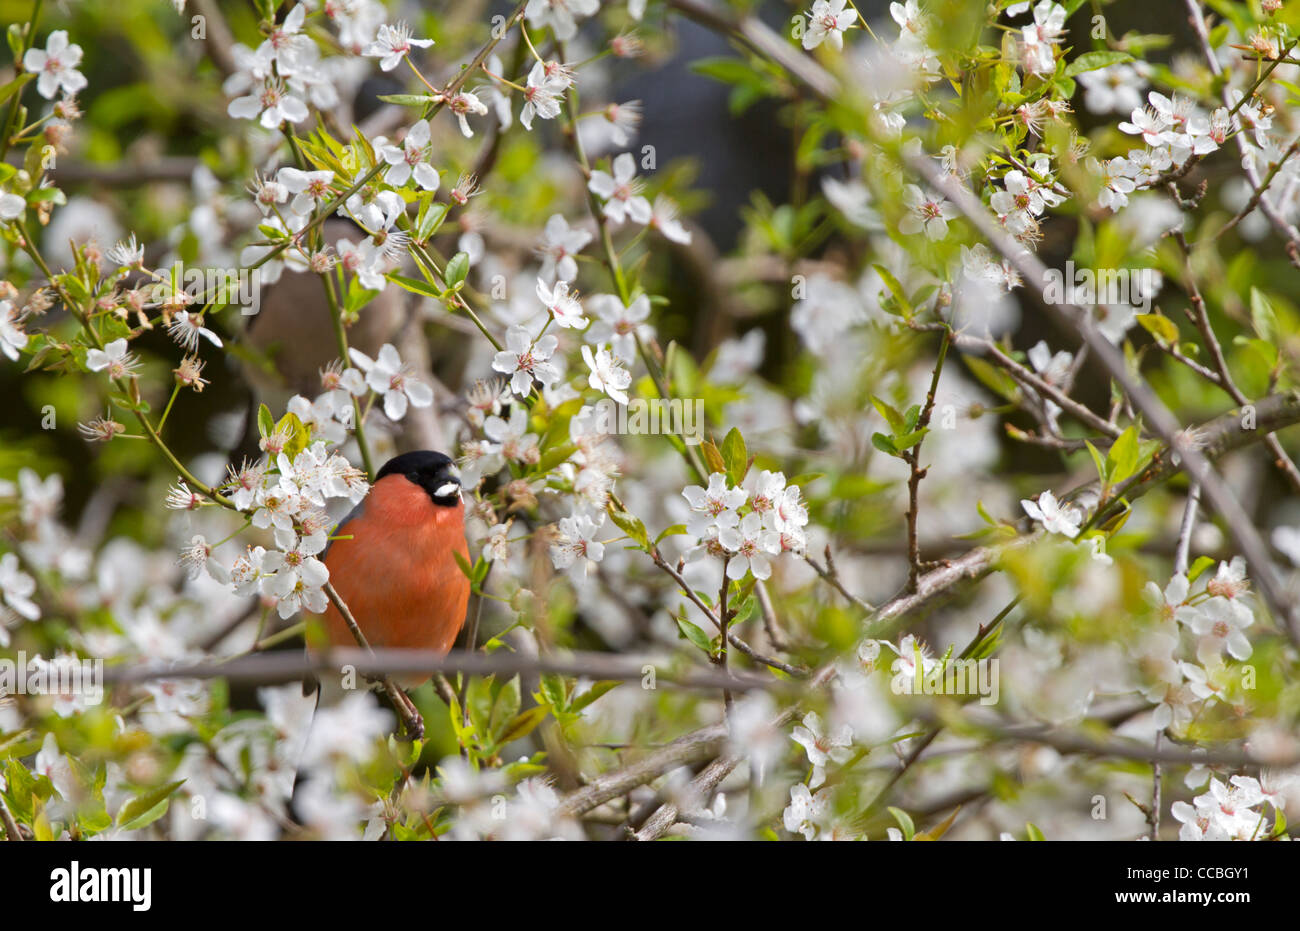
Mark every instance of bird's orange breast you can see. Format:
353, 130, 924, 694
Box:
311, 475, 469, 682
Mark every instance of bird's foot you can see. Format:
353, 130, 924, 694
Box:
402, 708, 425, 741
394, 688, 424, 741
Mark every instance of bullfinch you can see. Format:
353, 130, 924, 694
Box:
308, 450, 470, 689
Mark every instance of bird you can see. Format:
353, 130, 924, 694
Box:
307, 450, 470, 690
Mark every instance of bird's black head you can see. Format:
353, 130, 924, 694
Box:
376, 450, 462, 507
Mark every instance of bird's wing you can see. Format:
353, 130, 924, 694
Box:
321, 498, 366, 561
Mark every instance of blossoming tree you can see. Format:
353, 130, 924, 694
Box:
0, 0, 1298, 842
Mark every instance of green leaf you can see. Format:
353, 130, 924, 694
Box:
873, 265, 913, 317
33, 802, 53, 841
608, 508, 649, 549
1187, 555, 1216, 583
1271, 804, 1287, 838
496, 706, 549, 745
273, 411, 311, 459
1026, 822, 1046, 841
1064, 51, 1133, 77
27, 185, 65, 205
489, 675, 523, 740
1234, 335, 1279, 373
570, 680, 621, 712
731, 595, 757, 627
654, 523, 687, 544
388, 273, 443, 300
690, 57, 767, 87
445, 252, 470, 289
721, 427, 748, 485
963, 356, 1020, 403
1106, 425, 1140, 484
872, 396, 907, 435
78, 800, 113, 834
533, 440, 576, 475
377, 93, 437, 106
466, 675, 498, 741
445, 694, 472, 744
537, 674, 568, 711
1137, 313, 1178, 345
676, 616, 714, 654
257, 403, 274, 438
117, 780, 185, 832
1250, 287, 1280, 346
700, 440, 726, 476
0, 72, 33, 108
888, 806, 915, 841
1084, 439, 1108, 484
892, 427, 929, 452
871, 432, 898, 456
107, 392, 151, 414
7, 23, 25, 62
343, 279, 379, 315
3, 759, 50, 820
915, 806, 961, 841
416, 201, 449, 243
691, 57, 779, 114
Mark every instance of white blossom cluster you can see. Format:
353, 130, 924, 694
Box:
1171, 774, 1284, 841
681, 471, 810, 581
1139, 559, 1257, 732
172, 441, 369, 619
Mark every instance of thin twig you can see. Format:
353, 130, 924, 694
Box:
0, 793, 23, 841
904, 327, 950, 592
323, 582, 424, 740
650, 548, 808, 677
913, 323, 1122, 439
557, 723, 729, 817
754, 580, 791, 651
805, 548, 875, 613
717, 557, 734, 711
1175, 483, 1202, 578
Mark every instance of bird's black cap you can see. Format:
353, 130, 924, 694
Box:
376, 450, 462, 506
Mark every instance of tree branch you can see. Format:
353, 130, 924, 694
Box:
322, 582, 424, 740
99, 647, 777, 693
906, 152, 1300, 647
